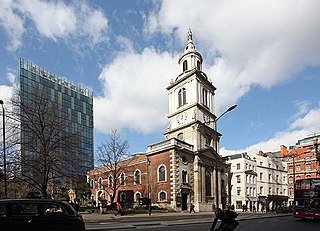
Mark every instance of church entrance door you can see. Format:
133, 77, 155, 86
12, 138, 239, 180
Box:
182, 193, 188, 210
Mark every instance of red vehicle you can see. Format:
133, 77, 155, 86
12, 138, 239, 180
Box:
293, 178, 320, 220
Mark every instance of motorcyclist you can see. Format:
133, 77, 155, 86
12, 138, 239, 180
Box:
209, 206, 239, 231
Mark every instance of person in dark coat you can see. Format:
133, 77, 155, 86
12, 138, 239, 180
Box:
189, 202, 196, 213
209, 207, 239, 231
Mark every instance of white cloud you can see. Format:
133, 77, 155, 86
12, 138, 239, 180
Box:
0, 0, 108, 51
94, 47, 179, 134
288, 100, 312, 123
2, 0, 320, 156
0, 70, 15, 102
145, 0, 320, 114
0, 85, 12, 103
77, 1, 108, 45
0, 0, 24, 51
139, 0, 320, 154
17, 0, 77, 41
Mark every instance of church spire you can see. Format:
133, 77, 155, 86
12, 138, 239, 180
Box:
185, 28, 196, 52
178, 29, 202, 74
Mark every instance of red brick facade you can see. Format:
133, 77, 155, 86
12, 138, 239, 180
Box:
281, 137, 320, 202
87, 151, 175, 209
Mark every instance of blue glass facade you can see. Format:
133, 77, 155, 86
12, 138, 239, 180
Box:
17, 58, 94, 176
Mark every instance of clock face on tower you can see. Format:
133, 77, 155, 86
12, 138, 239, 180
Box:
177, 112, 188, 124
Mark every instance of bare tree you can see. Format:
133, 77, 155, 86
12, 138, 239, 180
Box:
6, 86, 83, 199
96, 129, 130, 204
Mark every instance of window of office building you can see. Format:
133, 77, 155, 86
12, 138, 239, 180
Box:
306, 164, 311, 171
236, 163, 240, 170
237, 187, 241, 196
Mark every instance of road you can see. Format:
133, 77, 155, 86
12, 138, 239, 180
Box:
86, 216, 320, 231
83, 212, 320, 231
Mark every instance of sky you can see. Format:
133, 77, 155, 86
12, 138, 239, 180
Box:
1, 0, 320, 165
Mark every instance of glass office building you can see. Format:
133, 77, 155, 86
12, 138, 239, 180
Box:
17, 58, 94, 176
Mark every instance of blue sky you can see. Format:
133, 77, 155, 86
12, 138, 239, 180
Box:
1, 0, 320, 164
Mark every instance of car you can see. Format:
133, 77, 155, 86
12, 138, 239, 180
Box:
0, 199, 86, 230
275, 206, 293, 214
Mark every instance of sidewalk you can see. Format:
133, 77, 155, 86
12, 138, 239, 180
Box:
82, 210, 292, 223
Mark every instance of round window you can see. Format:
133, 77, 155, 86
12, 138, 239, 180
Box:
181, 156, 188, 164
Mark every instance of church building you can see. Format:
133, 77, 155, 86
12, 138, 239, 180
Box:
87, 30, 230, 212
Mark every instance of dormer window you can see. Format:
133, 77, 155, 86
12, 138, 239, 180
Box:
183, 60, 188, 72
178, 88, 187, 107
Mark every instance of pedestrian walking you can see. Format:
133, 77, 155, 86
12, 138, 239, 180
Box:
253, 205, 256, 213
209, 207, 239, 231
189, 202, 196, 213
115, 202, 123, 216
212, 202, 216, 211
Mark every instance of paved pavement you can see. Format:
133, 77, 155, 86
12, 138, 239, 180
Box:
82, 211, 291, 221
82, 211, 292, 230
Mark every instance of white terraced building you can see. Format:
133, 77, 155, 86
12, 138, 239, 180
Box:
226, 151, 288, 212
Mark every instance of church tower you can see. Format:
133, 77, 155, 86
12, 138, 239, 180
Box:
146, 29, 229, 212
88, 29, 231, 214
165, 29, 218, 152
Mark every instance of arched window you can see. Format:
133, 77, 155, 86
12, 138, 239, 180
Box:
120, 192, 126, 202
98, 177, 103, 189
90, 180, 94, 189
205, 171, 212, 197
202, 88, 208, 106
205, 134, 211, 145
159, 191, 167, 201
120, 173, 125, 186
178, 88, 186, 107
183, 60, 188, 72
135, 192, 141, 203
182, 170, 188, 184
108, 176, 113, 188
158, 165, 166, 182
134, 170, 141, 184
197, 60, 201, 70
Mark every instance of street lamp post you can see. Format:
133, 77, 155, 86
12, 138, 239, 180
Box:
0, 100, 7, 198
147, 157, 152, 215
203, 104, 237, 208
